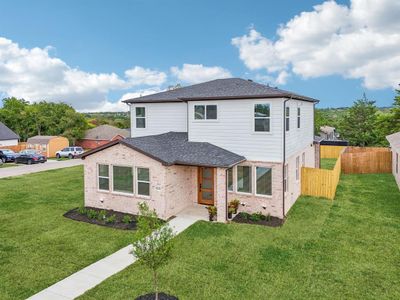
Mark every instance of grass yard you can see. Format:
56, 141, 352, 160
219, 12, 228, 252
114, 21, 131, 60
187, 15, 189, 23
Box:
0, 163, 19, 168
80, 173, 400, 300
0, 166, 134, 300
320, 158, 337, 170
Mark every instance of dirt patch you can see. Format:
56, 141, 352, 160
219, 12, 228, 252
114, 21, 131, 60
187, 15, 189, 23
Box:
64, 207, 138, 230
232, 212, 284, 227
136, 293, 178, 300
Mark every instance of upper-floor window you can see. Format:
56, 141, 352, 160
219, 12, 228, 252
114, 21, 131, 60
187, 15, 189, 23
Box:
194, 105, 217, 120
285, 107, 290, 131
254, 103, 270, 132
135, 107, 146, 128
297, 107, 301, 129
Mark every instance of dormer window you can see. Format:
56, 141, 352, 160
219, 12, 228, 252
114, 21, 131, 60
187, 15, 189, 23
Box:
254, 103, 270, 132
194, 105, 217, 120
135, 107, 146, 128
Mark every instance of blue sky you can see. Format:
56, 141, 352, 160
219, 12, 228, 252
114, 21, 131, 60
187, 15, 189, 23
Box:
0, 0, 398, 111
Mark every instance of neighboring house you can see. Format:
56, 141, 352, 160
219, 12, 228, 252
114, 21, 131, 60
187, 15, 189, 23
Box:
77, 125, 130, 149
0, 122, 19, 146
27, 136, 69, 157
81, 78, 319, 222
318, 126, 348, 146
386, 132, 400, 189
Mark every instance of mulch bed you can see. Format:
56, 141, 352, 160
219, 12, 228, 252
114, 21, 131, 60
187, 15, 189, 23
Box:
232, 213, 284, 227
136, 293, 178, 300
64, 207, 138, 230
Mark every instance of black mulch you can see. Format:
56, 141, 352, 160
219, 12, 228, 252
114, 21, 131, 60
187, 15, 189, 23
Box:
231, 213, 284, 227
63, 207, 138, 230
136, 293, 178, 300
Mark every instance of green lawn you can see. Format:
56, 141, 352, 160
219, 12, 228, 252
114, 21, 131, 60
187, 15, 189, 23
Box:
80, 173, 400, 300
0, 166, 134, 300
0, 163, 19, 168
320, 158, 337, 170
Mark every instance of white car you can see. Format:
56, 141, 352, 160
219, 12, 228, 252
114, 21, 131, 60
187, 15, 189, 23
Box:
56, 147, 84, 159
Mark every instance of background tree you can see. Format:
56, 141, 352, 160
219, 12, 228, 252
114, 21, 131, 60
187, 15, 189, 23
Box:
132, 203, 174, 300
339, 97, 378, 146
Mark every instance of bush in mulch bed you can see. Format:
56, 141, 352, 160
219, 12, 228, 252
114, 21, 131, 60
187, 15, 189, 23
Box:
64, 206, 141, 230
136, 292, 178, 300
232, 212, 284, 227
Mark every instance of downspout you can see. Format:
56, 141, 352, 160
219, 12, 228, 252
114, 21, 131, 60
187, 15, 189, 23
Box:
282, 96, 292, 219
225, 168, 228, 222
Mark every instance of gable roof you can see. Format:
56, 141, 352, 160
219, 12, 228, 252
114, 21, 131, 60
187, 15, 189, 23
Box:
386, 132, 400, 151
27, 136, 59, 144
123, 78, 318, 104
81, 132, 246, 168
0, 122, 20, 141
83, 125, 130, 140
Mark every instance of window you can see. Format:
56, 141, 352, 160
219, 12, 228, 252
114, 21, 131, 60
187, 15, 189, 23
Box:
254, 103, 270, 132
297, 107, 301, 128
237, 166, 252, 193
113, 166, 133, 194
302, 152, 305, 166
256, 167, 272, 196
285, 107, 290, 131
137, 167, 150, 196
284, 164, 288, 192
98, 164, 110, 191
194, 105, 217, 120
135, 107, 146, 128
396, 153, 399, 174
296, 156, 300, 181
227, 168, 233, 191
41, 144, 47, 151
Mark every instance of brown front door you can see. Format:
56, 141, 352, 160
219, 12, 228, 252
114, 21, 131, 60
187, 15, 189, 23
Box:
198, 167, 215, 205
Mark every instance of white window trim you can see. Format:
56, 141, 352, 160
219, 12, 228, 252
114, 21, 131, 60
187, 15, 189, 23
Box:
254, 166, 273, 198
136, 166, 151, 198
135, 106, 146, 129
111, 165, 134, 195
193, 104, 219, 121
97, 163, 110, 193
253, 102, 272, 134
235, 165, 253, 195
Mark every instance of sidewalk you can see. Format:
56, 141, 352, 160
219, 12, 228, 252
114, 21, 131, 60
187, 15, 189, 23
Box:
27, 206, 207, 300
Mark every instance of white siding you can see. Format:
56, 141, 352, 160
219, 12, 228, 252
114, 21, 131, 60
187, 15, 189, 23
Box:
130, 102, 187, 137
188, 99, 285, 162
285, 100, 315, 158
0, 139, 18, 146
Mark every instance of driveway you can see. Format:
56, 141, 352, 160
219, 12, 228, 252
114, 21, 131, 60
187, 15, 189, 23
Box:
0, 159, 83, 179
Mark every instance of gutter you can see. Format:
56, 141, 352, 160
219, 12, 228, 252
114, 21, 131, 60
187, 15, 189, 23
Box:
282, 96, 293, 219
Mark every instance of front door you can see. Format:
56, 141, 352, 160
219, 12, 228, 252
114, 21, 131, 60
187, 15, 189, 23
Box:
198, 167, 215, 205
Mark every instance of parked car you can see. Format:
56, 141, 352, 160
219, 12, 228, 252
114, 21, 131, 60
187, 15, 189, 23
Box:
0, 149, 18, 163
15, 150, 47, 165
55, 146, 84, 159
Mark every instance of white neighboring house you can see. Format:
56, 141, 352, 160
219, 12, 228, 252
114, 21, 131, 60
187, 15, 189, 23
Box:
0, 121, 19, 146
81, 78, 319, 222
386, 132, 400, 190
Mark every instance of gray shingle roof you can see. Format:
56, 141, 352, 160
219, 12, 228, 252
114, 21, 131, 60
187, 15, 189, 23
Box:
123, 78, 318, 104
0, 122, 19, 141
27, 136, 58, 144
82, 132, 246, 168
83, 125, 130, 140
387, 132, 400, 151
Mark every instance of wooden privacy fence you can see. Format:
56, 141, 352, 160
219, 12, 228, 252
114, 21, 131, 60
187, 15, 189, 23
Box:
0, 142, 27, 152
301, 153, 342, 200
320, 145, 346, 159
341, 147, 392, 174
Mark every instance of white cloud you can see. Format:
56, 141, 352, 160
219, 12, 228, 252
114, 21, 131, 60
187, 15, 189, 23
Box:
232, 0, 400, 89
0, 37, 166, 111
171, 63, 232, 84
125, 66, 166, 86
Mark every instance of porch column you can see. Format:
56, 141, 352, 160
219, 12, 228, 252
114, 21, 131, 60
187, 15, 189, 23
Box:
215, 167, 227, 223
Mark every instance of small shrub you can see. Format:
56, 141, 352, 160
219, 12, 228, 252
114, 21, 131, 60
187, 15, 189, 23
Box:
266, 213, 272, 221
77, 206, 87, 215
97, 210, 107, 221
122, 215, 133, 224
250, 212, 263, 222
106, 214, 117, 224
239, 212, 250, 220
207, 206, 217, 221
87, 209, 98, 219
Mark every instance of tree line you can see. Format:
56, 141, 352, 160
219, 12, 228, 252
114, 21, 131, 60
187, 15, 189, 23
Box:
315, 89, 400, 146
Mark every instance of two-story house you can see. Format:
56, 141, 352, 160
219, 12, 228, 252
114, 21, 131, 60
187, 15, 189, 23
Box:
81, 78, 318, 222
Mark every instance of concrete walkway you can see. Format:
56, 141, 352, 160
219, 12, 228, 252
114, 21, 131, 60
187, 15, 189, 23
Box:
0, 159, 82, 179
27, 205, 208, 300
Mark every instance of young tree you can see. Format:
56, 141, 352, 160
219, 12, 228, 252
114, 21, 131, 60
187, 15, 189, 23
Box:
132, 203, 174, 300
339, 96, 378, 146
390, 88, 400, 132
